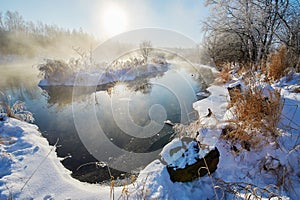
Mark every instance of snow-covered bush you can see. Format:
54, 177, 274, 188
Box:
37, 59, 79, 83
151, 52, 167, 65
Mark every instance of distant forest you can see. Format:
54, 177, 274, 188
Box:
0, 11, 98, 58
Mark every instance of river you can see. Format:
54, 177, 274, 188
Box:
0, 61, 212, 183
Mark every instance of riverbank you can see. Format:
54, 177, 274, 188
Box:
1, 72, 300, 199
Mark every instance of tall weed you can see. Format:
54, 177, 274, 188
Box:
268, 46, 289, 81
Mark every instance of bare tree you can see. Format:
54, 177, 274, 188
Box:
204, 30, 249, 69
203, 0, 290, 69
139, 40, 152, 63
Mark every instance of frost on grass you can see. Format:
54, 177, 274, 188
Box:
0, 92, 34, 123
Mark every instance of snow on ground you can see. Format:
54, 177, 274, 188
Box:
131, 159, 216, 199
1, 73, 300, 199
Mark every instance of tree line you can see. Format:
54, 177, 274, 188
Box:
0, 11, 97, 58
203, 0, 300, 71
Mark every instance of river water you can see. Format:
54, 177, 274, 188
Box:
0, 61, 211, 183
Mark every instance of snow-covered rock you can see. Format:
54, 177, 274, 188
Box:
159, 137, 210, 168
159, 137, 219, 182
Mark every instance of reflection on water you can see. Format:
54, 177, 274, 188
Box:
40, 86, 98, 111
0, 63, 209, 183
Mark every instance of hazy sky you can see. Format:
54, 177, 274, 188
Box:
1, 0, 209, 42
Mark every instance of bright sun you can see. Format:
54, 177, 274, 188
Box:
101, 4, 127, 37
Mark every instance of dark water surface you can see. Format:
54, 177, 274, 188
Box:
0, 62, 209, 183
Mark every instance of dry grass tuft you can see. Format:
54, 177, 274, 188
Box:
173, 119, 203, 138
116, 175, 150, 200
224, 86, 283, 150
214, 64, 232, 85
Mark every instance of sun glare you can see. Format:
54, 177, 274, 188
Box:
101, 4, 127, 37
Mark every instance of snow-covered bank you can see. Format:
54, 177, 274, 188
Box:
130, 75, 299, 199
0, 116, 118, 199
38, 63, 169, 87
